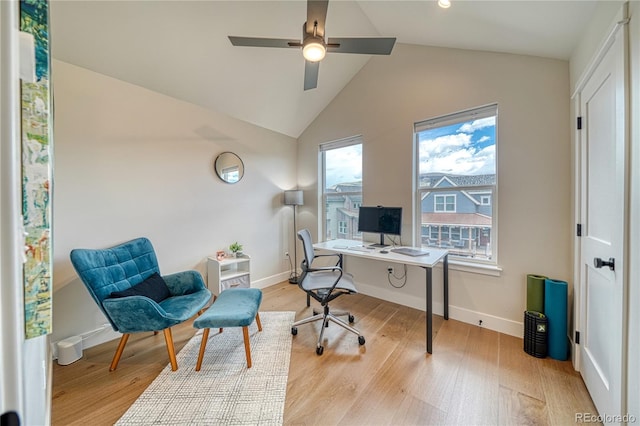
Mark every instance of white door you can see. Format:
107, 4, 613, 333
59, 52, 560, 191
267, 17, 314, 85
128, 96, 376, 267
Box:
578, 25, 627, 419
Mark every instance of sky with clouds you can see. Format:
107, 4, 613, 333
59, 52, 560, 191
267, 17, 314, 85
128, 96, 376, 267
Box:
418, 116, 496, 175
325, 144, 362, 188
324, 116, 495, 188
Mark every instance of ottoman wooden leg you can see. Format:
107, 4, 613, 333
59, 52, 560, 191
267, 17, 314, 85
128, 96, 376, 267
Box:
195, 328, 210, 371
242, 326, 252, 368
255, 313, 263, 332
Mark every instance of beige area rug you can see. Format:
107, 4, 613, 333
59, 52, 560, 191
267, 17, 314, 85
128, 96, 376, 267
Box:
116, 311, 295, 425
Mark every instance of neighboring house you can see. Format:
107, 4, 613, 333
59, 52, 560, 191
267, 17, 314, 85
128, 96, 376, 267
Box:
420, 174, 495, 258
325, 182, 362, 240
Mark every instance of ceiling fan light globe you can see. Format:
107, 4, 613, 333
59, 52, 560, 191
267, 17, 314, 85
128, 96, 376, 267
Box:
303, 41, 326, 62
438, 0, 451, 9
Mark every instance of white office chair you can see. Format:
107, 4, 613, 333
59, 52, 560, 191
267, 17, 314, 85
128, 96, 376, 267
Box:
291, 229, 365, 355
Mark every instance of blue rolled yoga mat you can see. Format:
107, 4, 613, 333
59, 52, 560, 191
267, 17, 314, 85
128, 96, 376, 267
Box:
544, 278, 569, 361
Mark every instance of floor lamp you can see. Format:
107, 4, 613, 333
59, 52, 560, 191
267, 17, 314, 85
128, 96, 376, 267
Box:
284, 190, 304, 284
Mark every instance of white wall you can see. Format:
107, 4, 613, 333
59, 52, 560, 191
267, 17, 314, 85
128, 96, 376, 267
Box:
569, 1, 626, 90
297, 43, 571, 336
51, 60, 298, 348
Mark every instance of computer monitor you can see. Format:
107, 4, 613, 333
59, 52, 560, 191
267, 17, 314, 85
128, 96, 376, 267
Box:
357, 206, 402, 247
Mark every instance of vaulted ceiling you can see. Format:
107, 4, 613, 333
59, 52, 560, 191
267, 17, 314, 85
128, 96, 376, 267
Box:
50, 1, 600, 138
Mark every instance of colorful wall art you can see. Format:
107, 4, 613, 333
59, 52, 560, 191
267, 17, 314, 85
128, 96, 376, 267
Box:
20, 0, 53, 339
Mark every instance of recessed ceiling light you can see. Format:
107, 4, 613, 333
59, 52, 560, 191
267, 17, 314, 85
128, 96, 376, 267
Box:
438, 0, 451, 9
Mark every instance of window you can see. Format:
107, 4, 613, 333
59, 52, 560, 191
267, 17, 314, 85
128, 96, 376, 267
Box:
434, 194, 456, 212
415, 104, 497, 263
321, 136, 363, 241
338, 221, 347, 235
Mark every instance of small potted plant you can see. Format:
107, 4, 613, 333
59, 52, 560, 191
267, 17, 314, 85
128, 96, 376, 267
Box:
229, 242, 243, 258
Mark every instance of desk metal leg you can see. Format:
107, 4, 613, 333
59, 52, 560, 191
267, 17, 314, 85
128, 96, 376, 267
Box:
426, 266, 433, 354
444, 254, 449, 320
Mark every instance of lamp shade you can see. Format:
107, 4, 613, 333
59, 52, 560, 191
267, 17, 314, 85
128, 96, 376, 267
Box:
284, 190, 304, 206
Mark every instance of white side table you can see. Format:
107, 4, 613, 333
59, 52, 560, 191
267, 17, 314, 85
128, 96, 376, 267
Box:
207, 254, 251, 297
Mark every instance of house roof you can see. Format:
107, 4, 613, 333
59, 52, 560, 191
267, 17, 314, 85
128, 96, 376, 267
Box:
327, 182, 363, 193
420, 173, 496, 188
422, 213, 492, 227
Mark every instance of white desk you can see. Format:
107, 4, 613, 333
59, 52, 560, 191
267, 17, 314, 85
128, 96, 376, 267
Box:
313, 239, 449, 354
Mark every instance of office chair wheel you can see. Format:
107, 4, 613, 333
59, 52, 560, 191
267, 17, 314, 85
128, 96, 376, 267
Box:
316, 345, 324, 355
348, 314, 355, 323
291, 327, 298, 335
358, 336, 365, 345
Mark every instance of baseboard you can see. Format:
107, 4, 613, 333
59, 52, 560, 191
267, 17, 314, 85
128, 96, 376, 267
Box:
252, 271, 290, 290
356, 281, 523, 338
448, 305, 522, 338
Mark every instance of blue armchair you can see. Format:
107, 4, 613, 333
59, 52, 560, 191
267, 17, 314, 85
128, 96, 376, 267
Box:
70, 237, 211, 371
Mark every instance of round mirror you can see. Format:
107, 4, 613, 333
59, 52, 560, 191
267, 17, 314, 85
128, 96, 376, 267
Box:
214, 152, 244, 184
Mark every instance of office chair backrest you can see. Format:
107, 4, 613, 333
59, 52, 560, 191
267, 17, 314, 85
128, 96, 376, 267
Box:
297, 229, 315, 273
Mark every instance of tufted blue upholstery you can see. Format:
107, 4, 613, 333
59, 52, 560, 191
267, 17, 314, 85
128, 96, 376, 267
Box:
70, 237, 211, 333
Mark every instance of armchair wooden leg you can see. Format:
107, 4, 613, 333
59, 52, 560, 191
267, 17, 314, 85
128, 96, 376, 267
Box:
109, 334, 130, 371
163, 328, 178, 371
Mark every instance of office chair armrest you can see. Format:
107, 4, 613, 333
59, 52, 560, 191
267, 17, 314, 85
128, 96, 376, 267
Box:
308, 265, 343, 273
312, 252, 343, 267
306, 266, 345, 304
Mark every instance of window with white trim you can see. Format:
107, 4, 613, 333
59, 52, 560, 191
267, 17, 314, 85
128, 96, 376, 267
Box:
321, 136, 363, 241
434, 194, 456, 212
338, 221, 347, 235
415, 104, 497, 263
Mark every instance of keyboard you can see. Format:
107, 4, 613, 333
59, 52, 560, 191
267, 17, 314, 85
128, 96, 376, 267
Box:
348, 246, 373, 252
390, 247, 430, 257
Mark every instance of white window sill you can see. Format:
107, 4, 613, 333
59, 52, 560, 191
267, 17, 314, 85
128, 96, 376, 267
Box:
446, 258, 503, 277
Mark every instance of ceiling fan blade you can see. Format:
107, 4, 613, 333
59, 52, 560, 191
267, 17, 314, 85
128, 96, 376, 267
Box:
228, 36, 300, 49
304, 60, 320, 90
327, 37, 396, 55
306, 0, 329, 37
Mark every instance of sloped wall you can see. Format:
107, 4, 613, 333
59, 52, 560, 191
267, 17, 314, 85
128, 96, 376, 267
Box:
51, 60, 297, 347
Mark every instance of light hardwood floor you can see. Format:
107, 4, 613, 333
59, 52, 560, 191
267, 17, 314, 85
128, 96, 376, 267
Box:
52, 282, 598, 425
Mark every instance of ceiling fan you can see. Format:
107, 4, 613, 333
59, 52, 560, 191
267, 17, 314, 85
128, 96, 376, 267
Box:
228, 0, 396, 91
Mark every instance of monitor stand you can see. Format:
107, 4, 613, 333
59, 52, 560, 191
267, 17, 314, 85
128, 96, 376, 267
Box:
368, 233, 388, 248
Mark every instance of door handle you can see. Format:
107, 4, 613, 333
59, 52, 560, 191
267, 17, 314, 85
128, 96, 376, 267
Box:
594, 257, 615, 271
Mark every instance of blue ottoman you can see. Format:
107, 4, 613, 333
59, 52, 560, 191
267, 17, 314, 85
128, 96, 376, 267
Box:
193, 288, 263, 369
